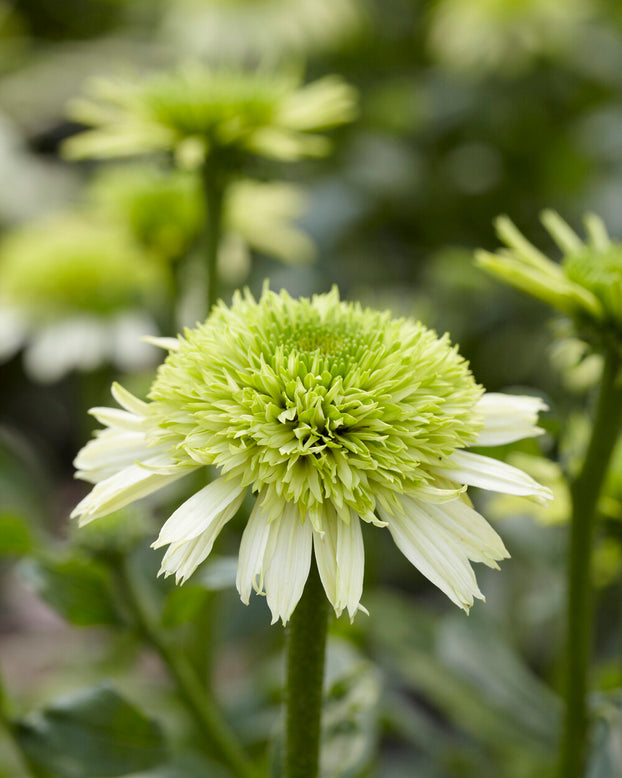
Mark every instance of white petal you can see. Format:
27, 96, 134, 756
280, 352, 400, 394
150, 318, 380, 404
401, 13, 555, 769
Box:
141, 335, 180, 351
89, 407, 146, 431
158, 489, 246, 584
153, 477, 246, 547
434, 450, 553, 504
474, 393, 547, 447
335, 511, 365, 620
264, 503, 313, 625
407, 494, 508, 568
74, 429, 164, 483
71, 455, 193, 524
379, 500, 483, 612
313, 508, 339, 613
111, 382, 149, 415
236, 500, 273, 605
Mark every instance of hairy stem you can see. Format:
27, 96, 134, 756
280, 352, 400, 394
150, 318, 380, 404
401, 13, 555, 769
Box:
559, 348, 622, 777
115, 556, 255, 778
285, 560, 330, 778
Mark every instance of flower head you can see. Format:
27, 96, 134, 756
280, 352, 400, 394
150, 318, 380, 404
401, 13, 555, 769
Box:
161, 0, 366, 61
476, 211, 622, 342
0, 213, 164, 381
72, 287, 551, 623
428, 0, 592, 76
63, 65, 357, 166
88, 164, 315, 269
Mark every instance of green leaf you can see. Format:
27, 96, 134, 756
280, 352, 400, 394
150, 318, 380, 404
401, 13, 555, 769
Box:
0, 512, 34, 556
15, 684, 167, 778
20, 556, 120, 626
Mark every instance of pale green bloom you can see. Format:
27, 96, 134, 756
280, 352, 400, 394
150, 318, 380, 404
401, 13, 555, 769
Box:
161, 0, 366, 61
88, 164, 315, 266
72, 288, 551, 623
0, 213, 164, 381
63, 65, 357, 166
428, 0, 593, 75
476, 211, 622, 333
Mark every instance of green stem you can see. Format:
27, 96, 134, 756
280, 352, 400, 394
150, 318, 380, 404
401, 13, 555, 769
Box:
559, 348, 622, 778
201, 163, 226, 313
115, 556, 256, 778
285, 560, 330, 778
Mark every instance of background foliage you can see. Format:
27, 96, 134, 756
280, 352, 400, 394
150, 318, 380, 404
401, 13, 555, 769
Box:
2, 1, 622, 776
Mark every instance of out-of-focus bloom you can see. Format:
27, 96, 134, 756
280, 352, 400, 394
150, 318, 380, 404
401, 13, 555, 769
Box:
428, 0, 593, 76
63, 65, 357, 166
72, 288, 551, 623
88, 164, 315, 271
476, 211, 622, 339
0, 214, 164, 382
160, 0, 366, 61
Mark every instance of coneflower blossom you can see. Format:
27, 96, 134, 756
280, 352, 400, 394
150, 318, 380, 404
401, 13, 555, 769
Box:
72, 288, 551, 623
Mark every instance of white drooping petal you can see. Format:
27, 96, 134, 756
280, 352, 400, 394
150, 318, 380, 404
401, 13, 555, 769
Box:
408, 495, 509, 569
314, 508, 365, 620
157, 488, 246, 584
434, 450, 553, 504
236, 500, 273, 605
474, 393, 547, 446
153, 477, 246, 547
71, 454, 194, 524
74, 428, 166, 483
263, 503, 313, 625
379, 500, 484, 612
111, 382, 149, 415
89, 406, 146, 432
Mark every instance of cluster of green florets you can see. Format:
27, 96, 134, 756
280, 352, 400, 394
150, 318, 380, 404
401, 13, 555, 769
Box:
146, 288, 483, 529
0, 216, 162, 320
563, 246, 622, 328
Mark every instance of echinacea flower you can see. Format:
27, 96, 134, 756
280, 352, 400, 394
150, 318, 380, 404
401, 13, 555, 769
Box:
72, 287, 551, 623
160, 0, 366, 61
88, 164, 315, 268
476, 211, 622, 340
63, 65, 357, 166
0, 213, 164, 382
427, 0, 592, 75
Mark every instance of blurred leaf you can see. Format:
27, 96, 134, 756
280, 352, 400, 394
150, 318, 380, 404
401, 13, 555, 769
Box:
20, 556, 120, 626
366, 590, 559, 769
587, 691, 622, 778
161, 586, 209, 628
0, 511, 34, 556
15, 684, 167, 778
321, 640, 381, 778
124, 752, 231, 778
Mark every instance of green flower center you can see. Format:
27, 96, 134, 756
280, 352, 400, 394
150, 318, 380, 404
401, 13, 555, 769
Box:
148, 289, 483, 522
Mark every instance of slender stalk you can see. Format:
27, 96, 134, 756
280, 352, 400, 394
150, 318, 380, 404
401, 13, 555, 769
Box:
115, 556, 256, 778
559, 348, 622, 777
201, 163, 226, 313
285, 560, 330, 778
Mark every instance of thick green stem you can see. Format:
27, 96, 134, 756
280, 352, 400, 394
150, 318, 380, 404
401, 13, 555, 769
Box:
115, 557, 255, 778
559, 348, 622, 778
201, 164, 226, 313
285, 560, 330, 778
